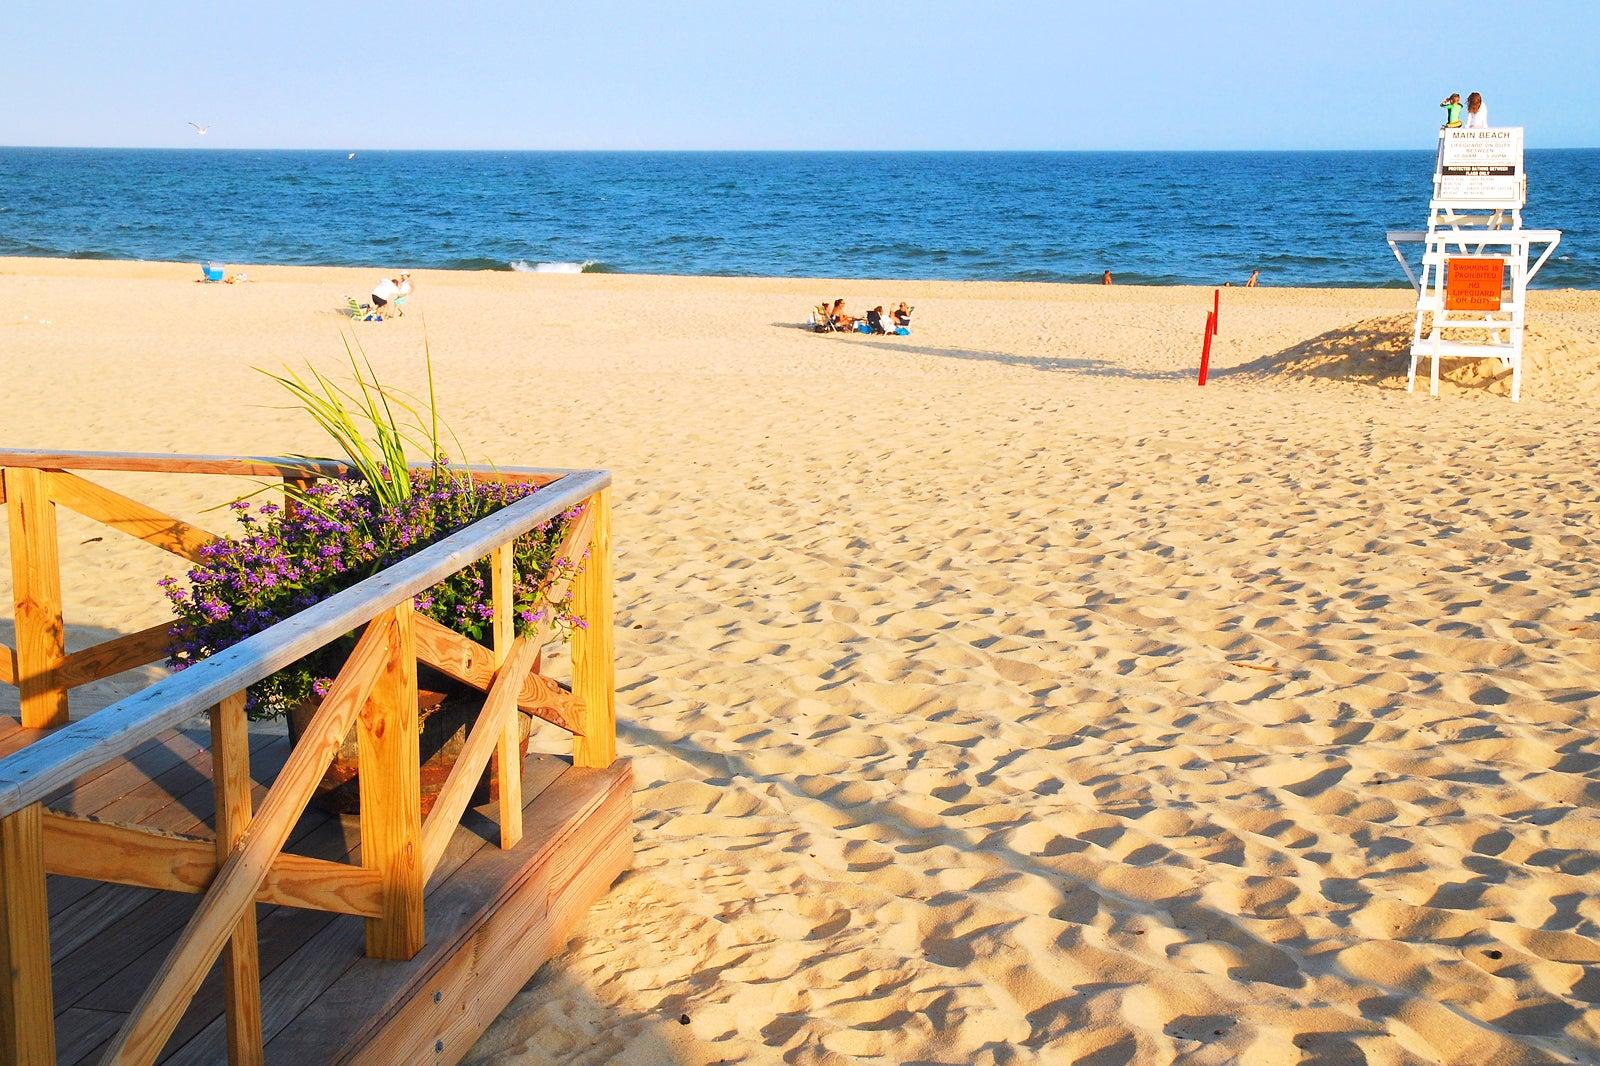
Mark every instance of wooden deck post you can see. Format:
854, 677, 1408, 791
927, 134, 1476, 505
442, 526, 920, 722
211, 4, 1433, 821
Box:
0, 803, 55, 1065
571, 489, 616, 769
210, 691, 263, 1065
359, 604, 425, 960
282, 474, 317, 517
490, 544, 523, 848
5, 467, 68, 728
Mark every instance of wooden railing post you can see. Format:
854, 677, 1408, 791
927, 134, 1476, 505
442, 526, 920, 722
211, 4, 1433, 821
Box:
359, 603, 425, 959
571, 489, 616, 769
5, 467, 69, 728
0, 803, 55, 1065
282, 474, 316, 518
210, 691, 263, 1065
107, 615, 398, 1064
490, 544, 523, 848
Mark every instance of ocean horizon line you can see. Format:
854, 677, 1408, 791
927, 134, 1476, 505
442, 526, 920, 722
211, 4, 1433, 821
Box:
6, 144, 1600, 155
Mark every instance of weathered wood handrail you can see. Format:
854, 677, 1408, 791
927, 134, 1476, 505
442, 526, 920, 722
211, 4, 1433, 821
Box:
0, 450, 618, 1065
0, 448, 582, 483
0, 467, 609, 820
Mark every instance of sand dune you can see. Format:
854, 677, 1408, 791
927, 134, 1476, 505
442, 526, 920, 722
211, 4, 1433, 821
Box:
3, 259, 1599, 1063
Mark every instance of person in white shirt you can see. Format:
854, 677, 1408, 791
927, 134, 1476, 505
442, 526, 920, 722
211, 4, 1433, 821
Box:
1465, 92, 1488, 128
370, 275, 401, 312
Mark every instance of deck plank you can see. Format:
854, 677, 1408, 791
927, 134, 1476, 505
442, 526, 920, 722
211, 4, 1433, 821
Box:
338, 764, 631, 1065
47, 730, 281, 918
265, 762, 629, 1065
0, 717, 46, 758
65, 758, 327, 1015
170, 757, 570, 1066
50, 737, 297, 983
39, 727, 627, 1066
56, 1006, 126, 1066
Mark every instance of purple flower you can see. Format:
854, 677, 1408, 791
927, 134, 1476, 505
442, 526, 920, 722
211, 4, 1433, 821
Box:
163, 465, 573, 719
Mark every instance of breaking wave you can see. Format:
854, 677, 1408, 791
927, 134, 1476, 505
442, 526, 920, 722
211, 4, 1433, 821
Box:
509, 259, 611, 274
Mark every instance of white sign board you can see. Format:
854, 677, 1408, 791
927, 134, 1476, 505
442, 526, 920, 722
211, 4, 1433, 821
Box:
1435, 127, 1524, 205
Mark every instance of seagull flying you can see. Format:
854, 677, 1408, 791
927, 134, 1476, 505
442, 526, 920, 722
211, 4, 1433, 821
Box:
188, 122, 209, 136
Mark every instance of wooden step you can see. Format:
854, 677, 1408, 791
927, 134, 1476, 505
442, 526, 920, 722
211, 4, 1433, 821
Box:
37, 722, 632, 1065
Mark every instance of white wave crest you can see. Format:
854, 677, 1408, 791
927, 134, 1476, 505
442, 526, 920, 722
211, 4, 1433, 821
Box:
510, 259, 594, 273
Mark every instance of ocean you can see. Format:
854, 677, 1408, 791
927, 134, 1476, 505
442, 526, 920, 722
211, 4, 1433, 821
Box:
1, 148, 1595, 287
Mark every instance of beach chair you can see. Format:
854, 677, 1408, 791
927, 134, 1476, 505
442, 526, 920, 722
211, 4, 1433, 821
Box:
811, 304, 835, 332
345, 296, 384, 322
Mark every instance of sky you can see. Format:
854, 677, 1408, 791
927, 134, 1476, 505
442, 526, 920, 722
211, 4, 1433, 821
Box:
2, 1, 1595, 151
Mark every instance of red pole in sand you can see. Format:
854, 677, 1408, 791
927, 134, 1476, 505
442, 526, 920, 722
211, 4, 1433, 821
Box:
1213, 288, 1220, 336
1198, 311, 1215, 386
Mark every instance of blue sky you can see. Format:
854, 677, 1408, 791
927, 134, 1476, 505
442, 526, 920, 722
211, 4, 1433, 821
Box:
2, 1, 1593, 150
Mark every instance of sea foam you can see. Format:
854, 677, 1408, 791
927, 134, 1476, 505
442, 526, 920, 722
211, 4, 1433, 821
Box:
510, 260, 602, 274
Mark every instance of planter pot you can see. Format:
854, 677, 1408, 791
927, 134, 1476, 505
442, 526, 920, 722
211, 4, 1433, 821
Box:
287, 663, 533, 817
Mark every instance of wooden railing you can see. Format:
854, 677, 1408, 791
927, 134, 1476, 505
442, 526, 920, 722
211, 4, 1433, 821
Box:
0, 450, 616, 1065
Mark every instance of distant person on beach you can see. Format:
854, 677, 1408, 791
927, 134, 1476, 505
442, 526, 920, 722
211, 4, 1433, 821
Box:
371, 274, 402, 313
865, 306, 887, 334
1102, 270, 1113, 285
829, 298, 856, 331
1440, 93, 1464, 128
1246, 270, 1260, 287
892, 303, 912, 331
1465, 92, 1488, 128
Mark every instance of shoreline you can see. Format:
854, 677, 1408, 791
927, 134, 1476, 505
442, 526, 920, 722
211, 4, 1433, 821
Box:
0, 254, 1511, 293
0, 253, 1438, 290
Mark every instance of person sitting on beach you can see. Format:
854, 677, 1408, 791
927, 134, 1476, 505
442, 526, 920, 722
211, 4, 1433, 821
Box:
1465, 91, 1488, 128
829, 298, 857, 331
892, 302, 911, 333
865, 306, 888, 335
1440, 93, 1464, 129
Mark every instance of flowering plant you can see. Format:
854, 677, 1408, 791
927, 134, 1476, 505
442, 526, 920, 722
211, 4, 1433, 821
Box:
162, 344, 585, 719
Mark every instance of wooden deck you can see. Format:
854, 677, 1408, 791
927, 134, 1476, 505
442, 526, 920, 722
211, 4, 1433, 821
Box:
0, 718, 632, 1065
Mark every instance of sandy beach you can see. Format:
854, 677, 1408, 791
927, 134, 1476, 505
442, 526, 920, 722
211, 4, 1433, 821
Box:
4, 257, 1600, 1064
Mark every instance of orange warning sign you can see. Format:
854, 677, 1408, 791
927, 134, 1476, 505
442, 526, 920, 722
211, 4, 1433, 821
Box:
1445, 257, 1504, 311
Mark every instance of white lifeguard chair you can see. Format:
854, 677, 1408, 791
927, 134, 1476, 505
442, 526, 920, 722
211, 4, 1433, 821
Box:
1386, 128, 1561, 402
